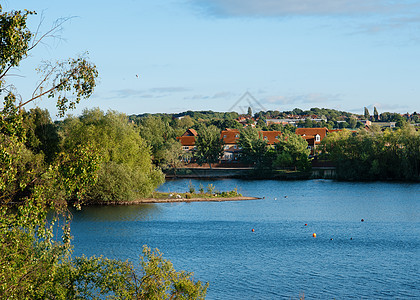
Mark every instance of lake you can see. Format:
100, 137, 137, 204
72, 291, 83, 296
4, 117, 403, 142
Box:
71, 179, 420, 299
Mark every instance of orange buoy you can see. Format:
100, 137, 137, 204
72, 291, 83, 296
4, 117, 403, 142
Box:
361, 219, 364, 222
251, 229, 255, 232
305, 224, 308, 226
312, 233, 317, 238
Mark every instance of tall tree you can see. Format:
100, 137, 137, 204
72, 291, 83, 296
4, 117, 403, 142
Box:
374, 106, 379, 121
194, 125, 223, 169
364, 107, 370, 120
247, 106, 252, 117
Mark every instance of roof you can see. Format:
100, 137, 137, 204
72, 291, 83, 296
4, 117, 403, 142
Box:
259, 131, 282, 145
176, 136, 196, 146
295, 127, 328, 142
221, 129, 240, 144
181, 128, 198, 137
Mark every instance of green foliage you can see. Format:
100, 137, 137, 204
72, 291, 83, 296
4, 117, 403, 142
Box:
0, 8, 34, 87
161, 139, 185, 172
138, 246, 208, 299
206, 183, 215, 194
322, 127, 420, 180
364, 107, 370, 120
23, 108, 60, 163
273, 133, 311, 171
237, 126, 269, 168
0, 6, 205, 299
137, 115, 177, 165
61, 109, 165, 202
194, 125, 223, 168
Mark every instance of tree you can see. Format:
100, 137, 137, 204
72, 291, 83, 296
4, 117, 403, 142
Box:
161, 139, 185, 175
247, 106, 252, 117
364, 107, 370, 120
237, 126, 269, 168
273, 133, 311, 171
61, 109, 165, 202
194, 125, 223, 169
374, 106, 379, 121
1, 7, 206, 299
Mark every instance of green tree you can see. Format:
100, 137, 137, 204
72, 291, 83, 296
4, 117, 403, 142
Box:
0, 6, 207, 299
237, 126, 269, 168
161, 139, 185, 175
374, 106, 379, 121
61, 109, 164, 202
364, 107, 370, 120
273, 133, 311, 171
194, 125, 223, 169
247, 106, 252, 117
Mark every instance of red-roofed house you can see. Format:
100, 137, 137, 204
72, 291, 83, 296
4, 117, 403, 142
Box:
295, 127, 328, 155
221, 129, 241, 161
176, 128, 198, 152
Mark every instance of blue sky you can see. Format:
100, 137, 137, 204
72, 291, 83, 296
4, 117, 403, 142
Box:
4, 0, 420, 117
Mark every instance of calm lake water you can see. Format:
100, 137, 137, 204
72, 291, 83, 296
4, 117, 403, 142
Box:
71, 179, 420, 299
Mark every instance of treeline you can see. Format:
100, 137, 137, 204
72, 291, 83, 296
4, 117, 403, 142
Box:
321, 127, 420, 181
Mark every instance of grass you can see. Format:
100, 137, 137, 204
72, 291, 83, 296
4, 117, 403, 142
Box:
150, 189, 242, 200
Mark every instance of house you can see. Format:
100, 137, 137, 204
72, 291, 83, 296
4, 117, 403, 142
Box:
176, 128, 197, 152
295, 127, 329, 155
221, 129, 241, 161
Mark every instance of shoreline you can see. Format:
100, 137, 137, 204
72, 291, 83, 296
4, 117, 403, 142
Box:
90, 196, 261, 205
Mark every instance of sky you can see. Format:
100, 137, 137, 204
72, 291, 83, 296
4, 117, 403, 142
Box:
4, 0, 420, 118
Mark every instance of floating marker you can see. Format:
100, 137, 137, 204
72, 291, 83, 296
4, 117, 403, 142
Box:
305, 224, 308, 226
312, 233, 317, 238
361, 219, 365, 222
251, 229, 255, 232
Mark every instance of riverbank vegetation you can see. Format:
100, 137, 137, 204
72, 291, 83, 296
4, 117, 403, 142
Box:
0, 6, 207, 299
321, 127, 420, 181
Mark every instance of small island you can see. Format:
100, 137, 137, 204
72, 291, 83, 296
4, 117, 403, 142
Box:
90, 188, 261, 205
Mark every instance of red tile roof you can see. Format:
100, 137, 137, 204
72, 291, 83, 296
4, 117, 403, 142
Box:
221, 129, 240, 144
259, 131, 282, 145
182, 128, 198, 137
295, 127, 328, 143
177, 136, 196, 146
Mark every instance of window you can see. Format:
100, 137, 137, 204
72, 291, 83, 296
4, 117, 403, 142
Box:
233, 145, 237, 149
182, 146, 189, 150
224, 145, 229, 150
235, 134, 239, 138
264, 136, 268, 140
223, 135, 227, 138
315, 134, 320, 142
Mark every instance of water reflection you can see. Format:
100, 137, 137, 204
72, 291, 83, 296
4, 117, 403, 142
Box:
70, 204, 162, 222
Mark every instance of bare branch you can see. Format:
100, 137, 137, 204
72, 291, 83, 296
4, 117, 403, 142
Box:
28, 16, 75, 52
